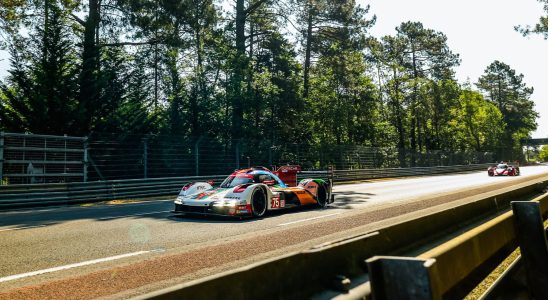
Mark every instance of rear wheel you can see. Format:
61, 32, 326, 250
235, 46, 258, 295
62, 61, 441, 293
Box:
316, 184, 328, 208
251, 188, 267, 217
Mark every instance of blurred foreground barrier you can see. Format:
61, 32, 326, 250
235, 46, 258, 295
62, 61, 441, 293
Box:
134, 176, 548, 300
366, 191, 548, 300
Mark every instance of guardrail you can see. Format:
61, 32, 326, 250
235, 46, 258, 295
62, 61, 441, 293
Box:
0, 164, 489, 209
332, 163, 491, 182
366, 191, 548, 299
0, 175, 227, 209
134, 175, 548, 300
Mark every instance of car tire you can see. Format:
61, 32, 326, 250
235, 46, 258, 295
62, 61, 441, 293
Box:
251, 188, 267, 217
316, 184, 328, 208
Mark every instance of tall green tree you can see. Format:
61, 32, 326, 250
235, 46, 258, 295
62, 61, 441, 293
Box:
476, 61, 538, 135
450, 89, 505, 151
310, 49, 379, 145
368, 22, 461, 165
0, 3, 79, 134
395, 21, 460, 153
476, 61, 538, 157
293, 0, 375, 99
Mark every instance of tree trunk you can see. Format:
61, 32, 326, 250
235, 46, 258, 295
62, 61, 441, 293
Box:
232, 0, 246, 139
78, 0, 100, 134
303, 3, 313, 99
392, 69, 406, 167
410, 43, 419, 166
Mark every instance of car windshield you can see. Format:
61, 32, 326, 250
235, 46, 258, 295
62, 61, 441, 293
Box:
220, 175, 253, 188
497, 164, 508, 169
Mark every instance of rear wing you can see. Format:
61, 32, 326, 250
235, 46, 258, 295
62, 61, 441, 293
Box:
273, 165, 301, 187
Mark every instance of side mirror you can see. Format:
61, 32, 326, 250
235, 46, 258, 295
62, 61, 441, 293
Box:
264, 180, 276, 186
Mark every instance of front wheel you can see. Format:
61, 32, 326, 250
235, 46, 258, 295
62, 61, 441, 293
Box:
251, 188, 267, 217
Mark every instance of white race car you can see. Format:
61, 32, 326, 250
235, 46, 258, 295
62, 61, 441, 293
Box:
173, 166, 333, 217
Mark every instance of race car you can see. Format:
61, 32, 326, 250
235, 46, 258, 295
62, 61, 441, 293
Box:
173, 166, 333, 217
488, 163, 520, 176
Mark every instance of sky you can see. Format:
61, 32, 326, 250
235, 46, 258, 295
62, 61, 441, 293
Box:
0, 0, 546, 137
361, 0, 548, 138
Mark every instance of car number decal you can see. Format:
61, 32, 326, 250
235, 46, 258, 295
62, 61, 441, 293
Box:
271, 197, 284, 209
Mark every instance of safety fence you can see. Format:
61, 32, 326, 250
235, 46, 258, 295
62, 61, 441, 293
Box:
0, 165, 490, 209
0, 132, 496, 184
134, 175, 548, 300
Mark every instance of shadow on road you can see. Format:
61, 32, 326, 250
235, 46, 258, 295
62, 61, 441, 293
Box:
330, 191, 375, 209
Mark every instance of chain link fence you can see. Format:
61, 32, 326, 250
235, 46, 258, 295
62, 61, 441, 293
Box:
84, 134, 494, 181
0, 132, 496, 184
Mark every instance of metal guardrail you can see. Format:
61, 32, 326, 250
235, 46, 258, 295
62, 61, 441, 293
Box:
366, 191, 548, 299
332, 163, 492, 182
134, 175, 548, 300
0, 175, 227, 209
0, 164, 488, 209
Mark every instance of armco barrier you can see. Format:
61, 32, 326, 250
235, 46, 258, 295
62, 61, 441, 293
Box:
366, 190, 548, 300
133, 175, 548, 300
0, 175, 227, 209
332, 164, 491, 182
0, 164, 489, 209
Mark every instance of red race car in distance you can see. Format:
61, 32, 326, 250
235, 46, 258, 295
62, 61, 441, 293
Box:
488, 163, 520, 176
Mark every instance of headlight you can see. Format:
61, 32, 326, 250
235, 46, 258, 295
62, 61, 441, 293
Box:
212, 200, 238, 207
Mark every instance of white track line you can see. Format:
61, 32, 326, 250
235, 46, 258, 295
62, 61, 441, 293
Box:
277, 213, 342, 227
0, 225, 48, 232
98, 210, 170, 220
0, 250, 151, 283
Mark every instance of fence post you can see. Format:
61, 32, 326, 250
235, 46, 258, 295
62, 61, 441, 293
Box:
143, 138, 148, 179
83, 136, 88, 182
0, 132, 4, 185
367, 256, 438, 300
235, 141, 240, 169
194, 137, 204, 176
268, 144, 272, 167
511, 201, 548, 299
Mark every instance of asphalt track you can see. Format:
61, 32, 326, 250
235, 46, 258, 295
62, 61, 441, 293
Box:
1, 165, 548, 299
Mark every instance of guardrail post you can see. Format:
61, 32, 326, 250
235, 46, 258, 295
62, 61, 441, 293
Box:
367, 256, 438, 300
511, 201, 548, 299
194, 137, 203, 176
83, 136, 88, 182
0, 132, 4, 185
143, 138, 148, 179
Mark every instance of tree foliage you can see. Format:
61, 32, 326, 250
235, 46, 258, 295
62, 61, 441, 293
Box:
0, 2, 539, 163
516, 0, 548, 39
476, 61, 538, 158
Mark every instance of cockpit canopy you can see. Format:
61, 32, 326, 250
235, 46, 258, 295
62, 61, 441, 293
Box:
220, 169, 287, 188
